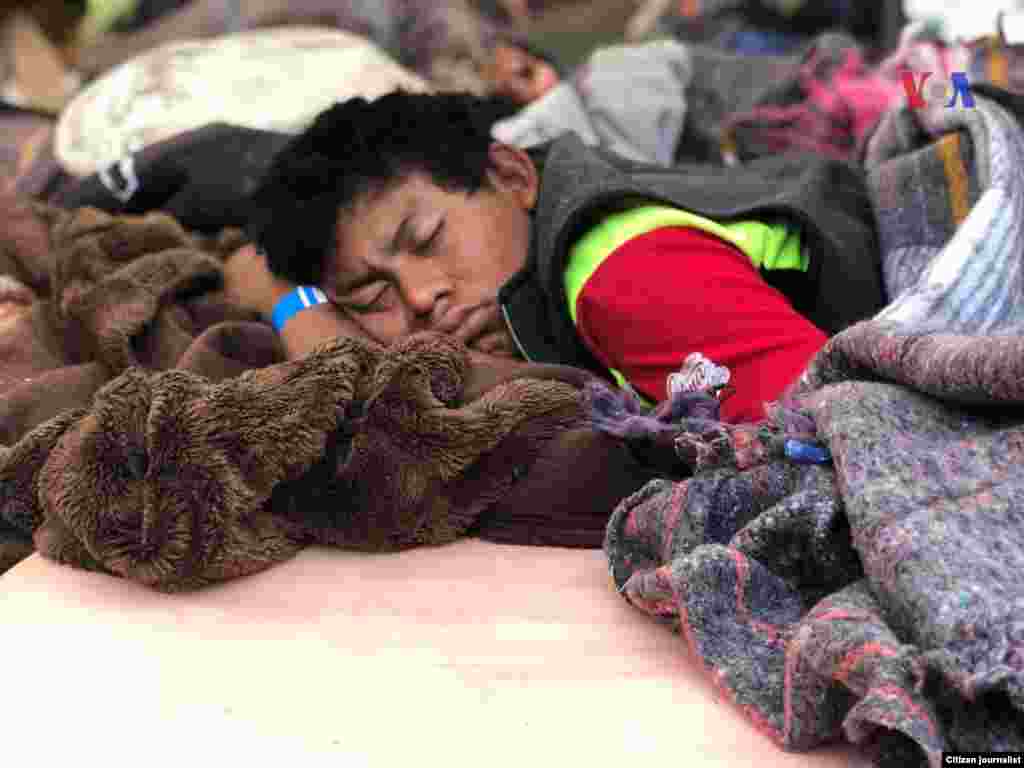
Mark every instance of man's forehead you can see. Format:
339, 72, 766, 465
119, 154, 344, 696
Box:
328, 178, 430, 285
340, 176, 429, 235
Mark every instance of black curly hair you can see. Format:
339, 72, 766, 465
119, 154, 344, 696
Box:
245, 90, 522, 286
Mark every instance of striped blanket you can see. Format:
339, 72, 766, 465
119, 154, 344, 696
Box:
867, 86, 1024, 335
603, 88, 1024, 767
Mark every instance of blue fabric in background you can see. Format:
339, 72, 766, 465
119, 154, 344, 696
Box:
727, 27, 807, 55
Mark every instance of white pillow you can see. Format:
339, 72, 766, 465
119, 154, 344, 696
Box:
56, 26, 431, 177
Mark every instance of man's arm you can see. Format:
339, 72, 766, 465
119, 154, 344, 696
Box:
222, 243, 378, 359
275, 302, 378, 359
220, 243, 522, 361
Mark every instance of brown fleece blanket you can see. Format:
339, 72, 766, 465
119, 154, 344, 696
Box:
0, 195, 653, 588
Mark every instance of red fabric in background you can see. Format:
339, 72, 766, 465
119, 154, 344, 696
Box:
573, 226, 828, 423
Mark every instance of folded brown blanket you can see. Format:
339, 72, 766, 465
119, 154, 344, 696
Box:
0, 195, 655, 588
12, 332, 584, 590
0, 194, 256, 444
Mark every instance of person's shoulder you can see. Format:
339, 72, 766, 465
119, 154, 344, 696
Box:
538, 134, 637, 175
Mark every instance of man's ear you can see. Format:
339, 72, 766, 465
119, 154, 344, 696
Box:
486, 143, 539, 210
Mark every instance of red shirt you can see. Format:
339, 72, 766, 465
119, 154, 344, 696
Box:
573, 226, 827, 423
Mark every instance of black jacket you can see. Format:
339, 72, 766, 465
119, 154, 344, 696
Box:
53, 123, 293, 235
498, 133, 886, 374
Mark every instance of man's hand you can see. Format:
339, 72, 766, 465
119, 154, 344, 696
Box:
434, 299, 520, 358
221, 243, 296, 319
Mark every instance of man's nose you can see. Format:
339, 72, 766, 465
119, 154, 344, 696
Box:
398, 263, 451, 326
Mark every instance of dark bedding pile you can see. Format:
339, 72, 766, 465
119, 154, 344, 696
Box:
601, 89, 1024, 767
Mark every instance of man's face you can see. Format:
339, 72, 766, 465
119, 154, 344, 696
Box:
485, 42, 561, 105
323, 143, 538, 356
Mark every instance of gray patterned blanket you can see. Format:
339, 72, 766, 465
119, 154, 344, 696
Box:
602, 88, 1024, 767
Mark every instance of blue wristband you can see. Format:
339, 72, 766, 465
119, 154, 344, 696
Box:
271, 286, 329, 332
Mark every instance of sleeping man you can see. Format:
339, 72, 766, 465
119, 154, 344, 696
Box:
237, 91, 887, 423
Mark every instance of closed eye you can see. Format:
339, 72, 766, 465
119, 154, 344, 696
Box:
340, 281, 391, 314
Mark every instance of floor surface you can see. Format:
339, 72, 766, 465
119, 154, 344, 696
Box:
1, 539, 864, 767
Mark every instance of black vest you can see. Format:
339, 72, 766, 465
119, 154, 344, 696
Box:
498, 133, 885, 374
